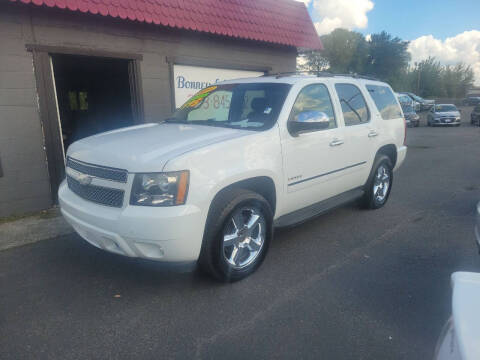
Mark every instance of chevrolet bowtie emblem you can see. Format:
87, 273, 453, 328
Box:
77, 173, 93, 186
67, 167, 93, 186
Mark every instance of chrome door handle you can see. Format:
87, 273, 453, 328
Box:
330, 138, 344, 147
368, 130, 378, 138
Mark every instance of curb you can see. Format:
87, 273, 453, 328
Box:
0, 207, 74, 251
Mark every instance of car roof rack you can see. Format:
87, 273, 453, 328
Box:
264, 71, 380, 81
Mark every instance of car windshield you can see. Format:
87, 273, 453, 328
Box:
401, 103, 414, 113
166, 83, 291, 131
409, 93, 424, 102
435, 105, 457, 112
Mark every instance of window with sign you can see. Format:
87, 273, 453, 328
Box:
167, 83, 291, 131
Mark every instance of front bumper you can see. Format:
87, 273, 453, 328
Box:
59, 180, 206, 262
432, 120, 461, 126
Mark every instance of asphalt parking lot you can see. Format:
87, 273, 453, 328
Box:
1, 107, 480, 360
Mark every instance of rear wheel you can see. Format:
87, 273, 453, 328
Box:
199, 189, 273, 282
361, 155, 393, 209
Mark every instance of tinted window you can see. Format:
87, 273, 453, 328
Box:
289, 84, 336, 130
367, 85, 403, 120
335, 84, 370, 126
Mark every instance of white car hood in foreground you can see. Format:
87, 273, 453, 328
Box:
67, 123, 250, 172
451, 272, 480, 360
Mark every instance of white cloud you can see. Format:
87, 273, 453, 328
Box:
295, 0, 312, 4
310, 0, 374, 35
409, 30, 480, 85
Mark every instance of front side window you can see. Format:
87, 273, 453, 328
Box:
367, 85, 403, 120
289, 84, 337, 129
335, 83, 370, 126
168, 83, 291, 131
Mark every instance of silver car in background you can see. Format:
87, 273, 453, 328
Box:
427, 104, 462, 127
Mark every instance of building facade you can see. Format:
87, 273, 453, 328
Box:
0, 0, 320, 217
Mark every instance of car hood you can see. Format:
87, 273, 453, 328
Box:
435, 111, 460, 117
451, 272, 480, 360
67, 123, 251, 172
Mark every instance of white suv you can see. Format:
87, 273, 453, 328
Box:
59, 74, 407, 281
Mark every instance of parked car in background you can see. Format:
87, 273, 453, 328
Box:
427, 104, 461, 127
397, 93, 420, 127
434, 272, 480, 360
405, 92, 435, 111
470, 105, 480, 126
59, 74, 407, 282
462, 96, 480, 106
398, 92, 421, 111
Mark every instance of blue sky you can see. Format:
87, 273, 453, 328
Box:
298, 0, 480, 84
362, 0, 480, 41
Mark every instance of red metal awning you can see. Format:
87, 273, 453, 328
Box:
9, 0, 322, 50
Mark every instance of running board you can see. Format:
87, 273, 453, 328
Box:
274, 188, 365, 228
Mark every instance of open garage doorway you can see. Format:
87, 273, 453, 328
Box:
51, 54, 136, 151
30, 48, 144, 203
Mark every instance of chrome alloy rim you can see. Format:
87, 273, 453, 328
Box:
373, 165, 390, 203
222, 207, 266, 269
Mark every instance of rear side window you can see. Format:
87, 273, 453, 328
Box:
367, 85, 403, 120
334, 84, 370, 126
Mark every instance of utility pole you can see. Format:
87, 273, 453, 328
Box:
416, 64, 421, 94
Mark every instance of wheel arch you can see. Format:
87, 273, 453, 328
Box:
376, 144, 397, 168
208, 176, 277, 217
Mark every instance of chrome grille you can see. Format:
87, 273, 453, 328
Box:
67, 157, 128, 183
67, 175, 124, 208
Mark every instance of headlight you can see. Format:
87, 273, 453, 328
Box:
130, 171, 189, 206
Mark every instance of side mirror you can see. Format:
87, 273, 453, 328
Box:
289, 110, 330, 136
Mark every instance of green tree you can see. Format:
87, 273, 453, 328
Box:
410, 57, 444, 97
366, 31, 411, 87
320, 28, 369, 74
442, 63, 474, 98
297, 51, 329, 74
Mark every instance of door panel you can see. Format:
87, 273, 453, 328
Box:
280, 83, 352, 213
332, 82, 376, 189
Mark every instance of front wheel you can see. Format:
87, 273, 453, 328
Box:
361, 155, 393, 209
199, 189, 273, 282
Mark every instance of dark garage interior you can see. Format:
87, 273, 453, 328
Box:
51, 54, 135, 151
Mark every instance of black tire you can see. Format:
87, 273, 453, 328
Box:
198, 188, 273, 282
415, 121, 420, 127
427, 120, 431, 127
361, 155, 393, 209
